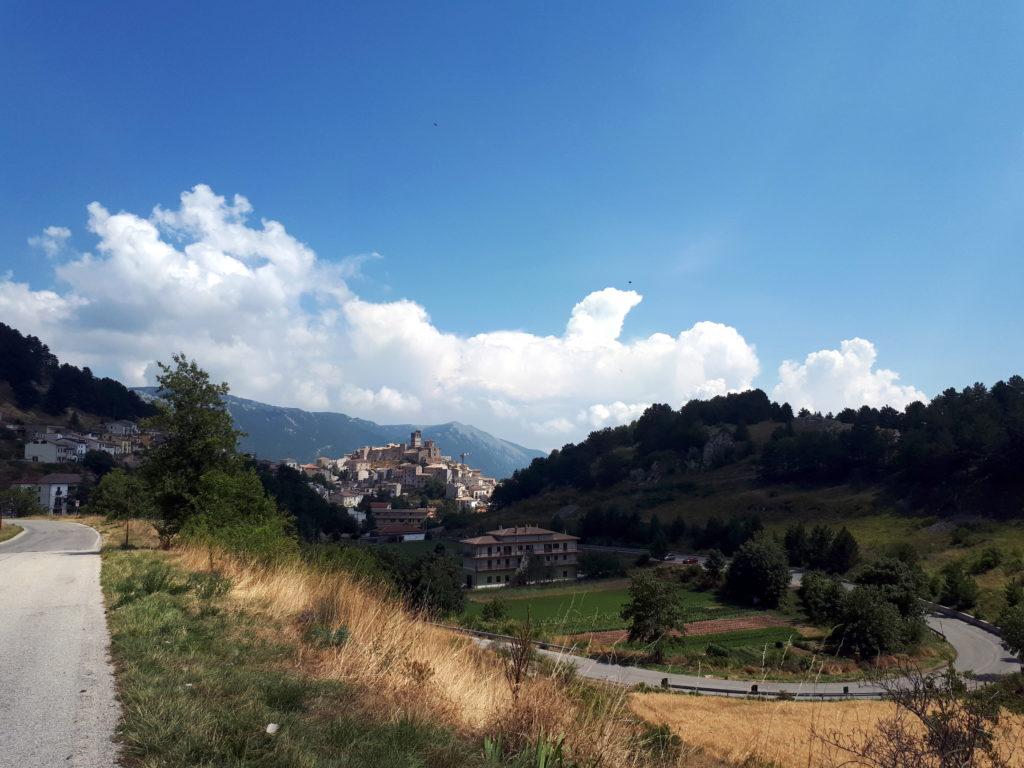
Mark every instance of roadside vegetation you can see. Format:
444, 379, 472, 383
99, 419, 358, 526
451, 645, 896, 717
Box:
0, 521, 22, 543
629, 666, 1024, 768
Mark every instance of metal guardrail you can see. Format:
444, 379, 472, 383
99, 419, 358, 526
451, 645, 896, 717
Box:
432, 622, 884, 700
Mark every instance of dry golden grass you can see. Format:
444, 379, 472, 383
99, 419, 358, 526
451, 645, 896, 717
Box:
629, 692, 1024, 768
74, 515, 161, 550
173, 546, 671, 767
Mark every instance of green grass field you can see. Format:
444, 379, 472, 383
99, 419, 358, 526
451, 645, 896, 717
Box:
464, 580, 756, 634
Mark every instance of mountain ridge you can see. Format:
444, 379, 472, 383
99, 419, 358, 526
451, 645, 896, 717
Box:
133, 387, 544, 479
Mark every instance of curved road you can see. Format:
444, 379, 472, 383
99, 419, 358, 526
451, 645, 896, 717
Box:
0, 519, 120, 767
476, 560, 1021, 698
532, 609, 1020, 698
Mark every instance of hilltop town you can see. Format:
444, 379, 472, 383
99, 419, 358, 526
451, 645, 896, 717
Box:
269, 429, 497, 539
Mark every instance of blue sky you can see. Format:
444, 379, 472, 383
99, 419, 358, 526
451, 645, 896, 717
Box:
1, 2, 1022, 447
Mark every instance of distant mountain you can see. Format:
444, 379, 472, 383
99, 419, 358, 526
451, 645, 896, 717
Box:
133, 388, 545, 479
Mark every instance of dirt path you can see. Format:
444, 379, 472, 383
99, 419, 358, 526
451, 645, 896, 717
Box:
566, 614, 789, 645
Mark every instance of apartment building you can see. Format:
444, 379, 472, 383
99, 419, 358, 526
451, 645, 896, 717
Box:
461, 526, 579, 588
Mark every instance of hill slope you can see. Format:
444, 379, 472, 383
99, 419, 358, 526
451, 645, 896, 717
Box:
133, 388, 544, 479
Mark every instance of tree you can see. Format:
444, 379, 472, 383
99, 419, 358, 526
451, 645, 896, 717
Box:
1004, 578, 1023, 609
806, 525, 835, 570
703, 549, 726, 581
999, 604, 1024, 661
828, 527, 860, 573
833, 586, 905, 657
724, 533, 790, 607
938, 561, 979, 611
579, 551, 625, 579
140, 355, 242, 547
0, 487, 45, 517
620, 570, 685, 650
404, 553, 465, 617
855, 558, 927, 621
83, 449, 116, 478
783, 523, 809, 566
512, 551, 552, 586
183, 469, 296, 563
799, 571, 848, 625
87, 469, 154, 548
649, 514, 669, 560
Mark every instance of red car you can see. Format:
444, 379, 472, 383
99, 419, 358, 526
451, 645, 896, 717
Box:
681, 557, 699, 565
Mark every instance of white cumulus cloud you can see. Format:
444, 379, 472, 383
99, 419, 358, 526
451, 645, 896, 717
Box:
0, 184, 926, 450
28, 225, 72, 258
772, 338, 928, 414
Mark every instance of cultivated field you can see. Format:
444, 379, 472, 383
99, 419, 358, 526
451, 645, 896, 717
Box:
629, 692, 1024, 768
464, 580, 757, 634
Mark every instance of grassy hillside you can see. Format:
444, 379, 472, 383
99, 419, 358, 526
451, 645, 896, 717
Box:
90, 518, 713, 768
462, 452, 1024, 619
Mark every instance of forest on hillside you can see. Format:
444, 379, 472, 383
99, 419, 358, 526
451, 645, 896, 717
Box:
0, 322, 156, 420
492, 380, 1024, 517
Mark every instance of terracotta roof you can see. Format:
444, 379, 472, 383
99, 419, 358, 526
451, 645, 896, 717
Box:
375, 524, 426, 535
37, 473, 84, 484
461, 535, 500, 545
461, 526, 578, 545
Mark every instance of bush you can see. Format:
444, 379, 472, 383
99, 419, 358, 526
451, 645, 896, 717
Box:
304, 624, 350, 648
970, 546, 1002, 575
705, 643, 730, 658
480, 598, 509, 623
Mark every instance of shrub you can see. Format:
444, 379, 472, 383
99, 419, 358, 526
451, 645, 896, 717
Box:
186, 572, 232, 601
969, 546, 1002, 575
705, 643, 730, 658
1001, 605, 1024, 663
480, 598, 509, 623
304, 623, 350, 648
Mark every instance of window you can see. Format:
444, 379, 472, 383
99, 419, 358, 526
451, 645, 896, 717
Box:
487, 576, 492, 584
562, 570, 568, 578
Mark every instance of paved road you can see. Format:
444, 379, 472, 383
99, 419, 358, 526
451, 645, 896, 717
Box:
469, 559, 1021, 698
0, 519, 120, 768
527, 609, 1020, 698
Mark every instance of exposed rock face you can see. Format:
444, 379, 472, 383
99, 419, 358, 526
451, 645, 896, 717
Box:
702, 429, 735, 469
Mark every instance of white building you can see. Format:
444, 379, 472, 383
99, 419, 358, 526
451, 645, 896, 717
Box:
12, 473, 84, 514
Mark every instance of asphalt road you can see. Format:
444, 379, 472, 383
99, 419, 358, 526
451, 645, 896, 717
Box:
529, 608, 1020, 698
476, 556, 1021, 698
0, 519, 120, 768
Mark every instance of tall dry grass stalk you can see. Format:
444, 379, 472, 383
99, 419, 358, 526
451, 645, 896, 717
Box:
629, 693, 1024, 768
175, 547, 665, 767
